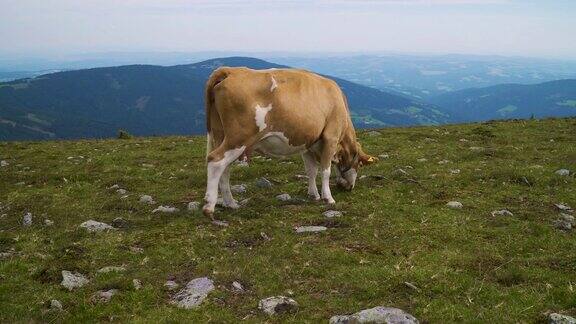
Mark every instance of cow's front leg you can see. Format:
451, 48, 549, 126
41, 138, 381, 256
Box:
319, 141, 337, 205
302, 151, 320, 200
203, 145, 245, 217
219, 165, 239, 209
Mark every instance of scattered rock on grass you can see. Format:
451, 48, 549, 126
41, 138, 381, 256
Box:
256, 177, 273, 189
98, 266, 126, 273
44, 219, 54, 226
295, 226, 327, 233
152, 206, 179, 213
231, 184, 247, 194
548, 313, 576, 324
212, 220, 229, 227
112, 217, 130, 228
329, 306, 419, 324
79, 220, 115, 232
0, 160, 8, 167
232, 281, 245, 292
22, 212, 32, 226
417, 158, 428, 163
91, 289, 118, 303
491, 209, 513, 217
323, 210, 343, 218
139, 195, 155, 204
116, 188, 127, 195
188, 201, 200, 211
61, 270, 89, 290
133, 279, 142, 290
554, 214, 575, 231
366, 130, 381, 137
165, 280, 180, 290
276, 193, 292, 201
258, 296, 299, 316
50, 299, 63, 311
555, 169, 570, 176
378, 154, 390, 159
555, 203, 573, 213
170, 277, 215, 309
446, 201, 463, 209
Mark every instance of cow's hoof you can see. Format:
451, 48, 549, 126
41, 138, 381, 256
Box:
308, 194, 321, 201
202, 206, 214, 218
323, 198, 336, 205
223, 201, 240, 209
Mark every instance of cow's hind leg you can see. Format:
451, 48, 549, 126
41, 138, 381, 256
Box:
203, 143, 246, 217
319, 138, 338, 205
302, 151, 320, 200
219, 165, 239, 209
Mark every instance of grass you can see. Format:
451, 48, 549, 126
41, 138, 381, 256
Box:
0, 118, 575, 323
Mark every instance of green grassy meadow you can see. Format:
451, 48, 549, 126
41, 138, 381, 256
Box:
1, 118, 575, 323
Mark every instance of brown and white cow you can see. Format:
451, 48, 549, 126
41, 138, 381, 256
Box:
203, 66, 377, 217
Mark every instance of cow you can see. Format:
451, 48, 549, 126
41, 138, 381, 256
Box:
203, 66, 377, 217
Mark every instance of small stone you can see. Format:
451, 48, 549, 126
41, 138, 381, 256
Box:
554, 213, 575, 231
79, 220, 115, 232
295, 226, 327, 233
366, 130, 381, 137
329, 306, 419, 324
323, 210, 343, 218
129, 246, 144, 254
111, 217, 129, 228
98, 266, 126, 273
469, 146, 484, 151
165, 280, 180, 290
276, 193, 292, 201
555, 203, 573, 213
187, 201, 200, 211
152, 205, 179, 213
44, 219, 54, 226
116, 188, 127, 195
212, 220, 229, 227
256, 177, 273, 189
378, 154, 390, 159
133, 279, 142, 290
417, 158, 428, 163
258, 296, 299, 315
231, 184, 247, 194
446, 201, 463, 209
491, 209, 513, 217
61, 270, 89, 290
438, 159, 450, 164
232, 281, 244, 292
50, 299, 63, 311
0, 160, 8, 167
548, 313, 576, 324
139, 195, 155, 204
109, 184, 120, 189
170, 277, 215, 309
22, 212, 32, 226
555, 169, 570, 176
392, 169, 410, 176
449, 169, 461, 174
91, 289, 118, 303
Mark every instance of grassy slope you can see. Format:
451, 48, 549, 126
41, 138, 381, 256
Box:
0, 118, 575, 323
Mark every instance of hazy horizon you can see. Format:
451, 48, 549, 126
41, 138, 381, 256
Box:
2, 0, 576, 61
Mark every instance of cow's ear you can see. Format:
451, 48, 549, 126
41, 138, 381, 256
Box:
358, 152, 378, 166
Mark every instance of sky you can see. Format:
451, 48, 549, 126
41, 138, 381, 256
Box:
1, 0, 576, 59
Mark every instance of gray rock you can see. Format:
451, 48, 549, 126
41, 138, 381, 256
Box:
111, 217, 129, 228
555, 169, 571, 176
133, 279, 142, 290
170, 277, 215, 309
491, 209, 513, 217
469, 146, 484, 151
555, 203, 573, 213
295, 226, 327, 233
187, 201, 200, 211
323, 210, 343, 218
549, 313, 576, 324
258, 296, 299, 315
0, 160, 8, 167
366, 130, 381, 137
61, 270, 89, 290
44, 219, 54, 226
276, 193, 292, 201
232, 281, 244, 292
50, 299, 63, 311
139, 195, 155, 204
109, 184, 120, 190
378, 154, 390, 159
91, 289, 118, 303
554, 213, 575, 231
98, 266, 126, 273
231, 184, 247, 194
79, 220, 115, 232
330, 306, 419, 324
446, 201, 463, 209
256, 177, 273, 188
212, 220, 229, 227
116, 188, 127, 195
165, 280, 180, 290
416, 158, 427, 163
152, 205, 179, 213
22, 212, 32, 226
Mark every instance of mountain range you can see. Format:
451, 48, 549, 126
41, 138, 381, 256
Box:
0, 57, 449, 141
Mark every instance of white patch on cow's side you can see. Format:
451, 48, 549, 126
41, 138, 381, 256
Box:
321, 167, 335, 204
255, 104, 273, 131
204, 146, 246, 214
270, 76, 278, 92
302, 151, 320, 200
255, 132, 306, 157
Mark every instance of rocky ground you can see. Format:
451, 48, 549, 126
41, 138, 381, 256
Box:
0, 118, 575, 322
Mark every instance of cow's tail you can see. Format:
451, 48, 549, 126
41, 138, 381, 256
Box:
205, 67, 230, 158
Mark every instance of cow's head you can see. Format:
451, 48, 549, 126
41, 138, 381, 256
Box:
334, 142, 377, 190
